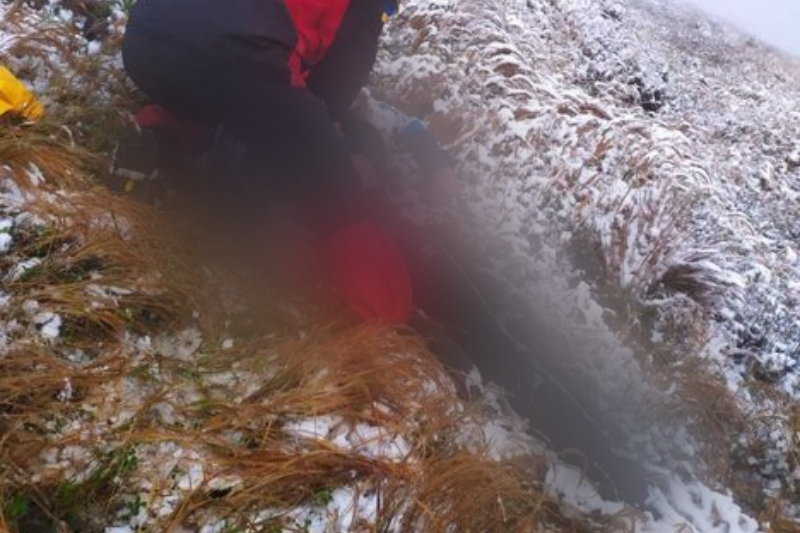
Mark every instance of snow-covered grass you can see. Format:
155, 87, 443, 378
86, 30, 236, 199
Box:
373, 0, 800, 527
1, 0, 799, 532
0, 10, 564, 533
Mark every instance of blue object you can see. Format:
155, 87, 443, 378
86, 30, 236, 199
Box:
402, 119, 427, 136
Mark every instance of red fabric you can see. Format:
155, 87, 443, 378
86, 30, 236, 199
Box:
328, 220, 414, 323
283, 0, 351, 87
136, 104, 187, 130
135, 104, 211, 149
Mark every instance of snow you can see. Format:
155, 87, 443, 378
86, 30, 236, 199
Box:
153, 328, 204, 360
284, 416, 339, 441
347, 423, 411, 460
104, 527, 134, 533
176, 462, 205, 491
2, 0, 799, 532
285, 416, 412, 461
374, 0, 800, 528
57, 377, 73, 402
34, 312, 62, 340
328, 486, 379, 532
546, 462, 627, 515
648, 478, 761, 533
0, 218, 12, 252
256, 485, 381, 533
10, 258, 41, 281
26, 164, 45, 187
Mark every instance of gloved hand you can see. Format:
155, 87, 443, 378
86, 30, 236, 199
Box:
327, 220, 413, 323
401, 120, 460, 206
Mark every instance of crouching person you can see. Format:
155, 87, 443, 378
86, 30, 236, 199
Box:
121, 0, 418, 323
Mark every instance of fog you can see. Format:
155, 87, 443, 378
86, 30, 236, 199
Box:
682, 0, 800, 56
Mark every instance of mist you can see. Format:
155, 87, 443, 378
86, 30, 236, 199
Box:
682, 0, 800, 56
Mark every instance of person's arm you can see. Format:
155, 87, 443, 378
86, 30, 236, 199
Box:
400, 120, 456, 178
348, 95, 460, 201
305, 0, 387, 121
237, 87, 413, 323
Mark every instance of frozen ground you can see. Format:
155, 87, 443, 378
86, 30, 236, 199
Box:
373, 0, 800, 527
0, 0, 798, 532
377, 0, 800, 399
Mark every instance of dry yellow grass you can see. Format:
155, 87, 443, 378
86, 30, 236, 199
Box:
0, 310, 565, 532
4, 3, 799, 533
0, 78, 564, 532
0, 128, 93, 190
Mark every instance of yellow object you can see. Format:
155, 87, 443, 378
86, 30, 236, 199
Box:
0, 66, 44, 121
124, 179, 136, 194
